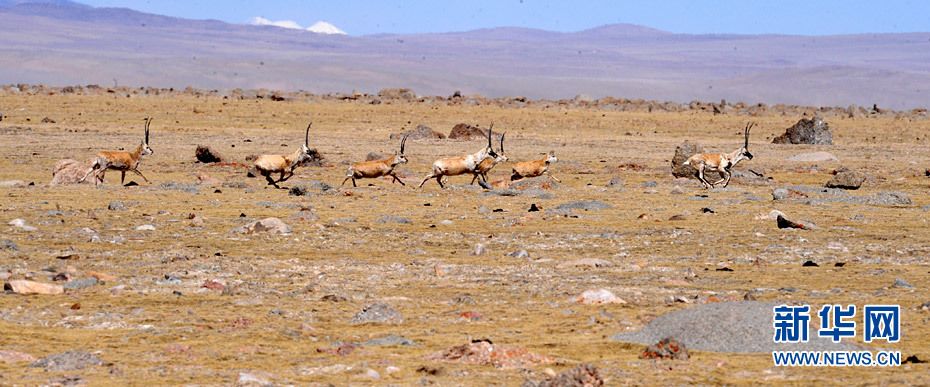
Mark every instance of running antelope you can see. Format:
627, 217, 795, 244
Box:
341, 134, 409, 187
253, 121, 314, 188
683, 122, 755, 188
417, 126, 499, 189
80, 117, 154, 186
511, 150, 560, 182
470, 132, 507, 185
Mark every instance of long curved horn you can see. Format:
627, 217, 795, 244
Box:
487, 123, 494, 148
304, 121, 312, 147
500, 132, 505, 154
744, 122, 754, 148
400, 133, 408, 154
144, 117, 151, 144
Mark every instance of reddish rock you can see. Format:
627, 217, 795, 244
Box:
429, 341, 553, 369
641, 337, 689, 360
202, 279, 225, 291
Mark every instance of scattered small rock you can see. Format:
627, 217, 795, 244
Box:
641, 337, 689, 360
320, 294, 347, 302
642, 181, 657, 188
428, 340, 553, 369
528, 203, 540, 212
802, 260, 819, 267
0, 350, 36, 364
507, 249, 529, 259
893, 278, 914, 289
867, 191, 911, 206
8, 218, 37, 232
194, 145, 224, 163
288, 185, 311, 196
63, 278, 98, 291
0, 180, 27, 188
776, 215, 808, 230
555, 200, 611, 211
135, 224, 156, 231
825, 170, 866, 190
472, 243, 487, 256
1, 239, 18, 251
237, 371, 273, 386
351, 303, 403, 325
203, 279, 226, 291
234, 218, 291, 235
376, 215, 412, 225
5, 279, 63, 295
575, 289, 626, 305
30, 350, 103, 371
159, 182, 200, 193
107, 201, 126, 211
362, 334, 416, 346
606, 177, 624, 188
289, 208, 318, 222
772, 188, 789, 200
558, 258, 612, 268
523, 364, 603, 387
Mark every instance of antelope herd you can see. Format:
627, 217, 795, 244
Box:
74, 118, 760, 190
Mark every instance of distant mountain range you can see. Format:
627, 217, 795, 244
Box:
1, 0, 929, 109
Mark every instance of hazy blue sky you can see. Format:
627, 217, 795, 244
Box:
78, 0, 930, 36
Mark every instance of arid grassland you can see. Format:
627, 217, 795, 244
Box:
1, 90, 928, 385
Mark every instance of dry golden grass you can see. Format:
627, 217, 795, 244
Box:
0, 93, 928, 385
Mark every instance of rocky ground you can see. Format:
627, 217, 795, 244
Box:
0, 90, 928, 385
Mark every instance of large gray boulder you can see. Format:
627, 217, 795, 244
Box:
671, 141, 703, 178
825, 170, 866, 190
50, 159, 95, 186
773, 116, 833, 145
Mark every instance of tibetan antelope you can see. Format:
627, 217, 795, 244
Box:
511, 150, 560, 182
341, 134, 409, 187
470, 132, 507, 185
253, 121, 314, 189
417, 125, 499, 189
683, 122, 755, 189
80, 117, 154, 186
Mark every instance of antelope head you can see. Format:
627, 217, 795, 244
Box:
392, 134, 409, 166
141, 117, 154, 156
479, 124, 499, 161
733, 122, 754, 164
292, 121, 313, 167
493, 132, 508, 163
545, 150, 558, 164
